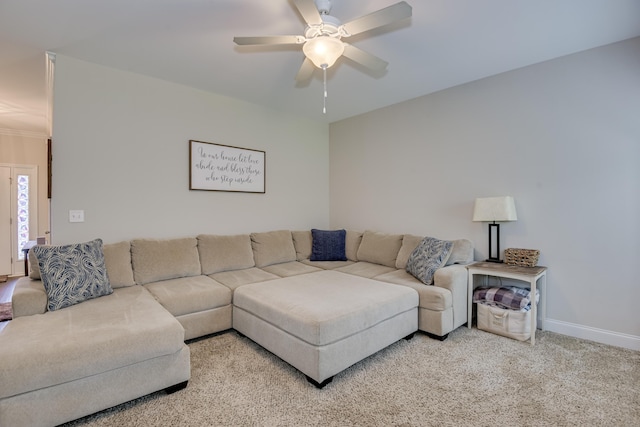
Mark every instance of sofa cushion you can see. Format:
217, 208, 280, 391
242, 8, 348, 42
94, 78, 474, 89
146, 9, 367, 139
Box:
406, 237, 453, 285
396, 234, 423, 269
310, 229, 347, 261
33, 239, 113, 311
335, 261, 396, 279
103, 241, 136, 288
292, 230, 312, 261
0, 286, 184, 400
397, 236, 473, 268
446, 239, 474, 265
131, 238, 201, 285
143, 275, 231, 317
209, 268, 280, 292
250, 230, 297, 267
30, 241, 134, 289
198, 234, 255, 275
356, 231, 403, 268
261, 261, 323, 277
345, 230, 363, 261
300, 259, 355, 270
374, 270, 452, 311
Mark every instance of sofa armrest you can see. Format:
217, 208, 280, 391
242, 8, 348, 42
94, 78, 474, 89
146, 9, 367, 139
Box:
11, 277, 47, 318
433, 265, 468, 329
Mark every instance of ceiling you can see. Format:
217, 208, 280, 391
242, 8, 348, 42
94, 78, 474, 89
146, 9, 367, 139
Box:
1, 0, 640, 135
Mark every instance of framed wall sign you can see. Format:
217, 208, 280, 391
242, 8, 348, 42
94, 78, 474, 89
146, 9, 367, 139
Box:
189, 140, 265, 193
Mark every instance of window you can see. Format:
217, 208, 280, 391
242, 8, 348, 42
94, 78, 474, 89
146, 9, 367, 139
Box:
17, 174, 29, 261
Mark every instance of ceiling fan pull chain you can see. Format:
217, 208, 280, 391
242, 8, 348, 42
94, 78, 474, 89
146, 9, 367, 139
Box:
323, 65, 327, 114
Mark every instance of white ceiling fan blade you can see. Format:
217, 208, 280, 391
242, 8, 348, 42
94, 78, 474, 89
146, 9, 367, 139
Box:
295, 57, 316, 82
233, 35, 305, 46
342, 1, 412, 37
293, 0, 323, 26
342, 44, 388, 71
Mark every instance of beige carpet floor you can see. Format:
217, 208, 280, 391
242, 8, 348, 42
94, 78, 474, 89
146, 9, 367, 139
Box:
63, 327, 639, 427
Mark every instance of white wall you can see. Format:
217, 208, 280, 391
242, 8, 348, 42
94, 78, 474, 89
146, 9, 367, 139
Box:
52, 56, 329, 244
330, 38, 640, 348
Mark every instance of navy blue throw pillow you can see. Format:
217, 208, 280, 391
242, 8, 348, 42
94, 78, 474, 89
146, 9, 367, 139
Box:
310, 229, 347, 261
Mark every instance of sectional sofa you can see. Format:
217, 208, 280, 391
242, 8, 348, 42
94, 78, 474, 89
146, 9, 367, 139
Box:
0, 229, 473, 427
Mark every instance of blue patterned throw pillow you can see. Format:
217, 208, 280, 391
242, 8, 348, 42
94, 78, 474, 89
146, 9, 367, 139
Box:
406, 237, 454, 285
33, 238, 113, 311
310, 229, 347, 261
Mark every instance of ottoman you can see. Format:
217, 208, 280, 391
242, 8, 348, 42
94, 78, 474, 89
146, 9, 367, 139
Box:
233, 270, 418, 387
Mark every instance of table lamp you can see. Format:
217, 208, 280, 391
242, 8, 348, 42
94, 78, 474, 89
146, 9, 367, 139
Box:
473, 196, 517, 262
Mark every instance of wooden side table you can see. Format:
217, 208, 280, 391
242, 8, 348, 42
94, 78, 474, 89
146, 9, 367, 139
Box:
467, 262, 547, 345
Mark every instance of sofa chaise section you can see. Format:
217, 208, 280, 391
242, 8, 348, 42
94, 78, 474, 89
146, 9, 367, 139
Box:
0, 285, 190, 427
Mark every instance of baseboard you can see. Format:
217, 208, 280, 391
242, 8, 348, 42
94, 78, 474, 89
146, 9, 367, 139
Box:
545, 319, 640, 351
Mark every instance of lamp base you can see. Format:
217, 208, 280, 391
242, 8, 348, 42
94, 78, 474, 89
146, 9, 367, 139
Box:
487, 223, 502, 264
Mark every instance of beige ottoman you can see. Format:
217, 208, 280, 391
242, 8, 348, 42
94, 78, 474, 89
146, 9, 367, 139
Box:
233, 270, 418, 387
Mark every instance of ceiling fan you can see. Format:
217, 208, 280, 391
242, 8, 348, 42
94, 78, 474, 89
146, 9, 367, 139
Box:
233, 0, 413, 82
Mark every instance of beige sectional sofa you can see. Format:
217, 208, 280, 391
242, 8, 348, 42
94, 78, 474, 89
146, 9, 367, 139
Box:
0, 229, 472, 427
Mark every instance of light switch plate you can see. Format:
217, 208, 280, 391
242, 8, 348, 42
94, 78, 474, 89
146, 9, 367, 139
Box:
69, 210, 85, 223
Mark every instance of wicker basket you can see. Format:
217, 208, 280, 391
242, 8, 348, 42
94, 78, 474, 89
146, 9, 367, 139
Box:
504, 248, 540, 267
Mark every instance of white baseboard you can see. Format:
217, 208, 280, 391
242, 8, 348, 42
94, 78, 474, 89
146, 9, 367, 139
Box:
544, 319, 640, 351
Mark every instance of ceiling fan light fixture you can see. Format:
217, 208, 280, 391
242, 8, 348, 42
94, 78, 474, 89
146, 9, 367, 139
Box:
303, 36, 344, 68
234, 0, 413, 113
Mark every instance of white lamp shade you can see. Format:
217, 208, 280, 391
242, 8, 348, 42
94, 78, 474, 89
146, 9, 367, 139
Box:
473, 196, 517, 222
302, 36, 344, 68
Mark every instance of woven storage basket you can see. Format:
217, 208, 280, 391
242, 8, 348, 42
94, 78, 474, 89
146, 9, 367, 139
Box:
504, 248, 539, 267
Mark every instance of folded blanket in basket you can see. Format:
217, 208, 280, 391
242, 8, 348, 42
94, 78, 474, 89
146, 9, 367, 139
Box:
473, 286, 539, 311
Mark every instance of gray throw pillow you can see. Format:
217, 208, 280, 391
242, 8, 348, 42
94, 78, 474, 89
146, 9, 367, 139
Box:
33, 238, 113, 311
405, 237, 454, 285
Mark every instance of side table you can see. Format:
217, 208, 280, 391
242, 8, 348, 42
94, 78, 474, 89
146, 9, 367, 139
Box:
467, 262, 547, 345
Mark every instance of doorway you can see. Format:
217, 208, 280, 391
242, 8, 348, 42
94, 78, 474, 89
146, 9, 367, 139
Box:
0, 164, 38, 276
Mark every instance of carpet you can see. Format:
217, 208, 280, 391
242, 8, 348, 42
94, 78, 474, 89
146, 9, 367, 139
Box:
63, 327, 639, 426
